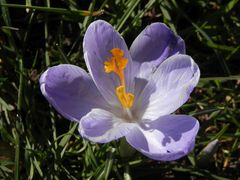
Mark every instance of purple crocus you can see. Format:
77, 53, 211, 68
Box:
40, 20, 200, 161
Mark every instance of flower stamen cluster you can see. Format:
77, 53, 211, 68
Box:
104, 48, 134, 109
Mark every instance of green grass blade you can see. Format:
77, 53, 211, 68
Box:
223, 0, 239, 13
123, 163, 131, 180
104, 148, 115, 180
0, 3, 103, 16
13, 128, 20, 180
200, 75, 240, 81
0, 0, 18, 52
116, 0, 141, 32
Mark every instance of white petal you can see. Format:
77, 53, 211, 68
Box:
134, 54, 200, 120
126, 115, 199, 161
39, 64, 109, 122
79, 108, 136, 143
83, 20, 134, 107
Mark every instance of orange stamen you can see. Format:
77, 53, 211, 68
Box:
104, 48, 134, 109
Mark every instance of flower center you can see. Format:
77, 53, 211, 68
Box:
104, 48, 134, 109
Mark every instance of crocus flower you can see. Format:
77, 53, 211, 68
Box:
40, 20, 200, 161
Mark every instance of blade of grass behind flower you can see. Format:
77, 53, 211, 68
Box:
44, 0, 50, 66
59, 123, 78, 147
211, 124, 229, 140
12, 128, 20, 180
116, 0, 141, 32
97, 148, 115, 180
59, 123, 78, 158
172, 167, 231, 180
0, 4, 103, 16
56, 44, 70, 64
160, 1, 176, 33
22, 11, 36, 53
225, 45, 240, 61
121, 0, 156, 36
124, 163, 132, 180
190, 22, 231, 76
25, 0, 31, 13
82, 0, 96, 31
103, 148, 115, 180
0, 1, 18, 53
33, 157, 43, 177
200, 75, 240, 81
85, 144, 98, 169
223, 0, 239, 13
171, 0, 232, 76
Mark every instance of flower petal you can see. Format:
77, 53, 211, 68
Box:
126, 115, 199, 161
79, 108, 135, 143
134, 54, 200, 120
130, 23, 185, 79
40, 64, 109, 122
83, 20, 134, 107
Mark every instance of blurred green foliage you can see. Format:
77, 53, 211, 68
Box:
0, 0, 240, 179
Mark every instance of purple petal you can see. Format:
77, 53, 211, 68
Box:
83, 20, 134, 107
40, 64, 109, 122
130, 23, 185, 78
130, 23, 185, 64
126, 115, 199, 161
79, 108, 135, 143
134, 54, 200, 120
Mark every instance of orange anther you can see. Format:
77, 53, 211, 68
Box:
104, 48, 134, 109
116, 86, 134, 108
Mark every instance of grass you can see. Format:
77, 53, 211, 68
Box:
0, 0, 240, 179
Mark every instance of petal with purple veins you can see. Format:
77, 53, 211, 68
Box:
40, 64, 109, 122
79, 108, 136, 143
134, 54, 200, 121
83, 20, 134, 107
126, 115, 199, 161
130, 23, 185, 79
